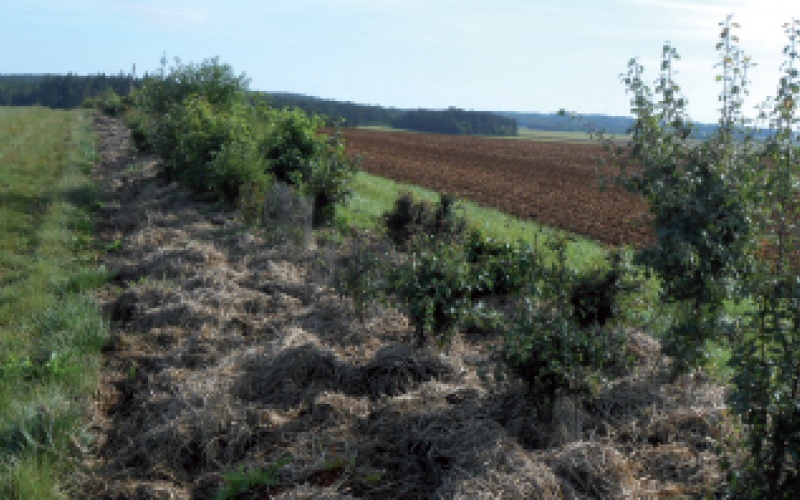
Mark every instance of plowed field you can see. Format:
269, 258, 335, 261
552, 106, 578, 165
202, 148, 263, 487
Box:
341, 129, 653, 247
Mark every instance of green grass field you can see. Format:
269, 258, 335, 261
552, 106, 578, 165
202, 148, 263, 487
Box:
0, 107, 109, 498
338, 170, 608, 270
355, 125, 629, 144
511, 127, 629, 143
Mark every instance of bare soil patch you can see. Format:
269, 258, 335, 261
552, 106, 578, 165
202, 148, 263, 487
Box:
78, 116, 726, 498
341, 128, 653, 247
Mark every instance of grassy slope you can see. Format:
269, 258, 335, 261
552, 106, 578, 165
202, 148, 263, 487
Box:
338, 170, 607, 270
0, 107, 108, 498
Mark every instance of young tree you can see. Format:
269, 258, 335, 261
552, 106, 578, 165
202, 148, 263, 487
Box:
601, 15, 800, 495
727, 18, 800, 497
604, 17, 758, 373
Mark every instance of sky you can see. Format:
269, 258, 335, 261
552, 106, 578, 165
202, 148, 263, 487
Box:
1, 0, 799, 124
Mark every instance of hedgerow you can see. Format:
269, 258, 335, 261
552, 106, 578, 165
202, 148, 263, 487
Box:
134, 56, 355, 223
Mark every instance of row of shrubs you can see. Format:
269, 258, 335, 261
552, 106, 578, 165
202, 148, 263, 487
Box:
89, 57, 357, 227
335, 192, 637, 408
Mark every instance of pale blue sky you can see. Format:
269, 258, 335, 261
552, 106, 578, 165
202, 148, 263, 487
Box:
1, 0, 798, 123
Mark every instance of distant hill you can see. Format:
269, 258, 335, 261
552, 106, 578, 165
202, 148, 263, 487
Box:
499, 111, 740, 139
499, 111, 634, 135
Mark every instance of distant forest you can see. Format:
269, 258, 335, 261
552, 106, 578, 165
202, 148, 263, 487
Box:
263, 92, 518, 136
0, 74, 139, 108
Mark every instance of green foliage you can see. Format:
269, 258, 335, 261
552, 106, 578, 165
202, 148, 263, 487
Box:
724, 18, 800, 498
135, 56, 355, 224
123, 106, 152, 153
569, 250, 637, 329
214, 456, 292, 500
263, 109, 356, 226
383, 192, 467, 248
305, 130, 358, 226
264, 91, 402, 127
387, 240, 475, 347
500, 237, 629, 408
139, 56, 248, 117
333, 237, 390, 322
263, 92, 517, 134
136, 57, 267, 203
390, 107, 518, 136
599, 21, 758, 372
464, 230, 539, 297
0, 73, 137, 109
82, 87, 127, 117
154, 95, 271, 203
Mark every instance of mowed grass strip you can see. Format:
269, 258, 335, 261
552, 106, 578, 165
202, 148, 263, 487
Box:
0, 107, 109, 499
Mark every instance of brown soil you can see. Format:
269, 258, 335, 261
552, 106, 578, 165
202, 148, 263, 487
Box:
77, 116, 727, 498
341, 128, 653, 247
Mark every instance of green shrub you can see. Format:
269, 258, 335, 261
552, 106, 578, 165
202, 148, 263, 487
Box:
464, 230, 539, 297
303, 130, 357, 227
123, 108, 152, 153
383, 192, 466, 247
139, 56, 249, 117
383, 192, 429, 246
136, 57, 269, 204
388, 240, 474, 347
723, 19, 800, 497
597, 16, 800, 496
332, 237, 391, 322
569, 250, 637, 329
596, 35, 760, 373
262, 108, 356, 226
501, 300, 623, 409
135, 57, 356, 224
82, 88, 126, 117
153, 95, 270, 203
500, 238, 629, 410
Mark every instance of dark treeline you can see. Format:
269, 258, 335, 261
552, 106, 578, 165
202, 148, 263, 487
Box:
0, 73, 139, 108
262, 92, 518, 136
392, 107, 517, 136
262, 92, 403, 127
